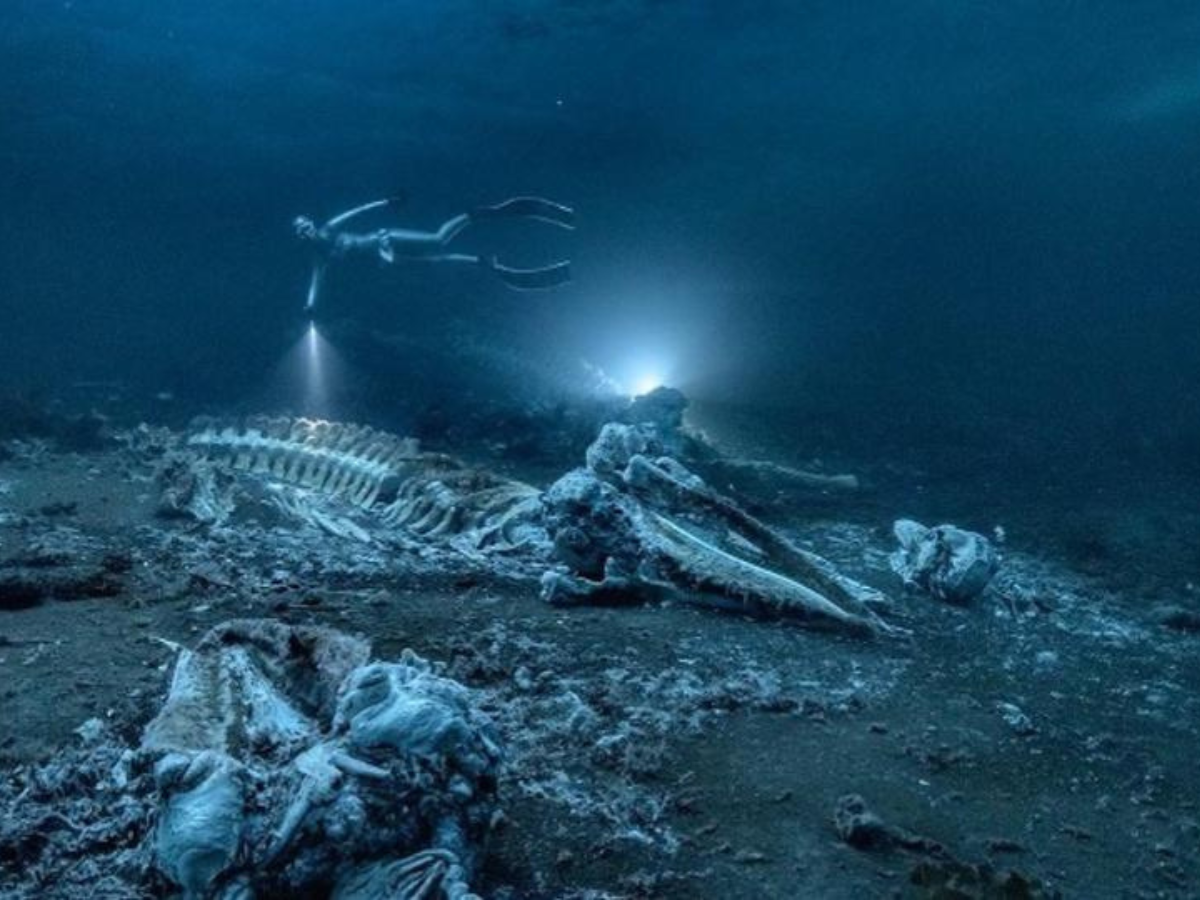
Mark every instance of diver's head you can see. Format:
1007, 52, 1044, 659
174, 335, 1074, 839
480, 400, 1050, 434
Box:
293, 215, 318, 241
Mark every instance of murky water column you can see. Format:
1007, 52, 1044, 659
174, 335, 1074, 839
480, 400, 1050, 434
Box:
264, 320, 349, 418
303, 321, 326, 414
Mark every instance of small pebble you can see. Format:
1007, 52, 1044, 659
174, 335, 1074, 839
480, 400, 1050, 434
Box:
733, 849, 769, 864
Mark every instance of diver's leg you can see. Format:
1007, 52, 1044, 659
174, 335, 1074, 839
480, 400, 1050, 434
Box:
419, 253, 571, 289
486, 257, 572, 290
472, 197, 575, 229
433, 214, 472, 246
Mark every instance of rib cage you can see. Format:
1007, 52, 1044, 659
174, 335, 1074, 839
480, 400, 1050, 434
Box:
186, 417, 543, 546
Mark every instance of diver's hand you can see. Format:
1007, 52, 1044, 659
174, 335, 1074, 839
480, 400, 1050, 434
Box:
305, 264, 324, 310
293, 216, 318, 240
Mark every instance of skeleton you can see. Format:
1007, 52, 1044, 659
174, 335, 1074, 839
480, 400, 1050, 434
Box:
184, 417, 545, 552
142, 619, 501, 899
174, 416, 893, 635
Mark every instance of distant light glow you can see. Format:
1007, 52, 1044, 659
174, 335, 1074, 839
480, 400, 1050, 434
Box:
633, 373, 664, 397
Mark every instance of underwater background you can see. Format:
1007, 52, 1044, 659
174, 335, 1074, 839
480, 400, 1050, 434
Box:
5, 5, 1200, 899
4, 1, 1200, 479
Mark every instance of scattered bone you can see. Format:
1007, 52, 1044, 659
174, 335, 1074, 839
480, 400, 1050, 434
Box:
1, 620, 501, 899
705, 457, 859, 492
996, 702, 1037, 736
143, 620, 500, 898
622, 387, 860, 497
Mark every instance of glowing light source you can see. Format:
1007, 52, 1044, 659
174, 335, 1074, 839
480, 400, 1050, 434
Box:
633, 373, 664, 397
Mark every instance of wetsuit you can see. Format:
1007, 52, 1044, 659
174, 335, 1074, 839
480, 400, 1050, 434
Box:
296, 197, 575, 310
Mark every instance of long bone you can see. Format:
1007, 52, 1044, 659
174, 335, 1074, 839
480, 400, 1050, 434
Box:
622, 454, 883, 617
641, 510, 882, 635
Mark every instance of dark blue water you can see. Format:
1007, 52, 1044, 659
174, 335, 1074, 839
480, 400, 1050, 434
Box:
3, 1, 1199, 475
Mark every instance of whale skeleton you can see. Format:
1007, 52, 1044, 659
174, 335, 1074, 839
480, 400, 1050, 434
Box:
185, 417, 543, 549
181, 417, 893, 636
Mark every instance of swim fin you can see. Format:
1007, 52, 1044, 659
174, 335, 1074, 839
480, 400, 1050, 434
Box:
472, 197, 576, 230
487, 257, 572, 290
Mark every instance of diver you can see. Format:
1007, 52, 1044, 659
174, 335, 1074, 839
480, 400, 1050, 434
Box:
293, 196, 575, 309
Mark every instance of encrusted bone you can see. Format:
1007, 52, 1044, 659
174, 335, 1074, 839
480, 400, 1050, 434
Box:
333, 850, 480, 900
621, 453, 883, 617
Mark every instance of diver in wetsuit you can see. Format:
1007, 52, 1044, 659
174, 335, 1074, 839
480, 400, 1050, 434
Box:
293, 196, 575, 309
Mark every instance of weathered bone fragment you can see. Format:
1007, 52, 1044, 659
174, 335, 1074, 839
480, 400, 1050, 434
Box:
155, 452, 236, 525
890, 519, 998, 603
707, 457, 860, 492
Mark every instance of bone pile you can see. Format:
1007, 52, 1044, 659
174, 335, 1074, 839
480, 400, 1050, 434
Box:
0, 620, 502, 899
143, 620, 501, 899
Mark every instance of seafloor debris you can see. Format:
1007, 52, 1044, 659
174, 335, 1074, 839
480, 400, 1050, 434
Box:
0, 389, 111, 453
0, 526, 129, 610
155, 451, 237, 525
910, 858, 1059, 899
1150, 603, 1200, 633
996, 701, 1037, 736
890, 519, 998, 603
833, 793, 944, 854
0, 620, 501, 900
834, 795, 1059, 899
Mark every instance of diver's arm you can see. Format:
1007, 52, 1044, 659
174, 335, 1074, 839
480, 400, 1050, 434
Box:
305, 262, 325, 310
324, 196, 403, 230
